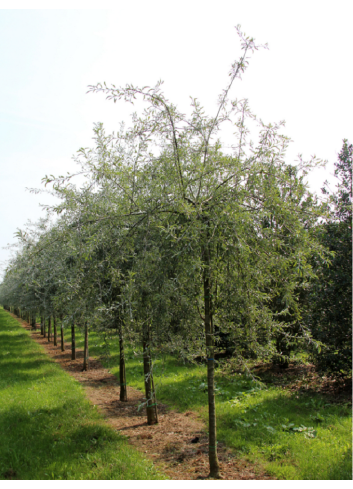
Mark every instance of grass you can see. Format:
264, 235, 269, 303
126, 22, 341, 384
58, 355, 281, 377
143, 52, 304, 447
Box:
0, 309, 165, 480
64, 326, 352, 480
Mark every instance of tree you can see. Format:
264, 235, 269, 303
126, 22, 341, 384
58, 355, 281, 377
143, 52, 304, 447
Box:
83, 27, 327, 478
307, 140, 352, 376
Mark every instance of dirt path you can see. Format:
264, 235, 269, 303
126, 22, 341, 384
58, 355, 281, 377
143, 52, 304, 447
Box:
14, 314, 273, 480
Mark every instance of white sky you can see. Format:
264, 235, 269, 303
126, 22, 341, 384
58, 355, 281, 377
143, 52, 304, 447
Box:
0, 1, 352, 278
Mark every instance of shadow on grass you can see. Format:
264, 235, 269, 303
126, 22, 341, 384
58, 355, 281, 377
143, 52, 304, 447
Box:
0, 401, 125, 479
131, 371, 352, 479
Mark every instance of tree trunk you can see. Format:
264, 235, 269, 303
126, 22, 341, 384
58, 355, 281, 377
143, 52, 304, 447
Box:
48, 316, 51, 342
43, 316, 46, 338
119, 327, 127, 401
143, 323, 158, 425
31, 314, 36, 330
203, 226, 221, 479
71, 321, 76, 360
82, 322, 89, 371
53, 315, 57, 346
40, 315, 44, 336
60, 316, 65, 352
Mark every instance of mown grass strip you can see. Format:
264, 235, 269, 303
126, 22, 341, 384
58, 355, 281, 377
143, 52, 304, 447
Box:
0, 309, 165, 480
66, 328, 352, 480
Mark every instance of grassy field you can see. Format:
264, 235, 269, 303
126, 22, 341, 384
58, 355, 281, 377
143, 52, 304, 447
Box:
0, 309, 165, 480
66, 326, 352, 480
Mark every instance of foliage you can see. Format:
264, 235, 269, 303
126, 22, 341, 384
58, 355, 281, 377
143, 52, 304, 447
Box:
307, 140, 352, 376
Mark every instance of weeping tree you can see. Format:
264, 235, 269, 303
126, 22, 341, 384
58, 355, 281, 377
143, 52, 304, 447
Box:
1, 26, 329, 479
76, 27, 326, 478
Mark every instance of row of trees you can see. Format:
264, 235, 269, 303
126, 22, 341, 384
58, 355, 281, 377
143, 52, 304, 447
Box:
0, 28, 350, 478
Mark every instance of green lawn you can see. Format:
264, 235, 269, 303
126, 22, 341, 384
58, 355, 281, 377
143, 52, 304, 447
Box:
65, 326, 352, 480
0, 309, 165, 480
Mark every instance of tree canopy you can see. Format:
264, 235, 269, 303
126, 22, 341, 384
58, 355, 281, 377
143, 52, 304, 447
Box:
306, 140, 352, 376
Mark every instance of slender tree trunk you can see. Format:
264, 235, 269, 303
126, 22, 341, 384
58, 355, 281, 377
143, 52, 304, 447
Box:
53, 315, 57, 346
40, 315, 44, 336
31, 313, 36, 330
71, 321, 76, 360
203, 224, 221, 479
43, 316, 46, 338
112, 288, 128, 401
82, 322, 89, 371
47, 316, 51, 342
60, 315, 65, 352
119, 327, 127, 401
143, 323, 158, 425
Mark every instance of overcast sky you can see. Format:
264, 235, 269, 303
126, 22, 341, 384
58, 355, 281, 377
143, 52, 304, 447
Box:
0, 1, 352, 278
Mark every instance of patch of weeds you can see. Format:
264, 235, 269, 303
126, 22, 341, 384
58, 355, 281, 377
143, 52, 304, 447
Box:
262, 444, 290, 461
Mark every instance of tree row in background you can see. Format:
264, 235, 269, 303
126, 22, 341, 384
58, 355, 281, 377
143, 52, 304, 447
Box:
0, 28, 351, 478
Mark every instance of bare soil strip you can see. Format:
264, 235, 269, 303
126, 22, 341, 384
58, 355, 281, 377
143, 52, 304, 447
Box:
14, 314, 273, 480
